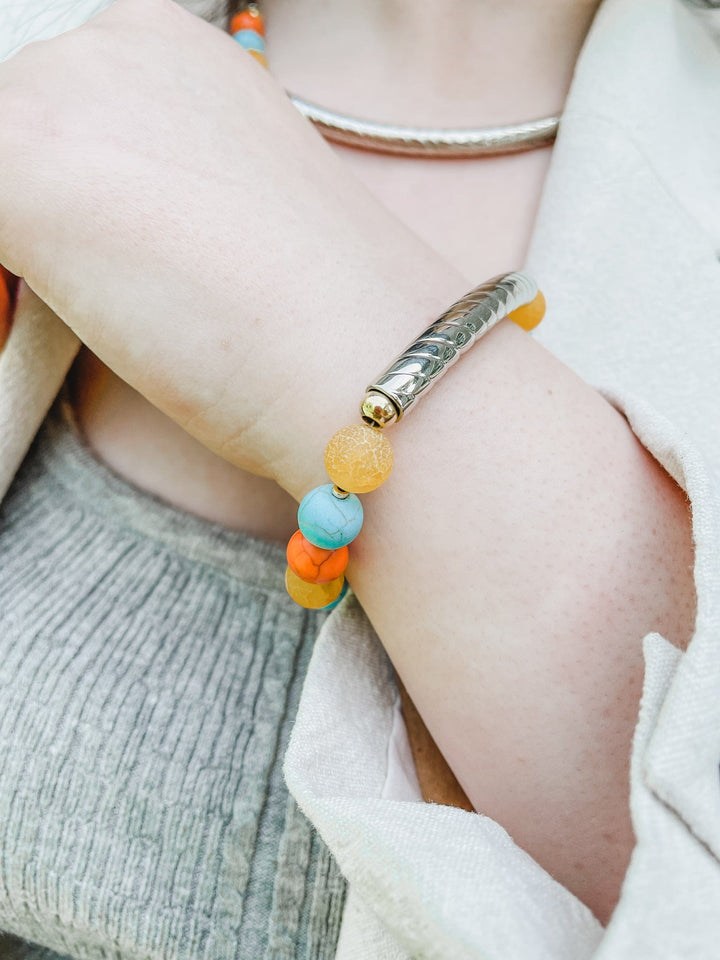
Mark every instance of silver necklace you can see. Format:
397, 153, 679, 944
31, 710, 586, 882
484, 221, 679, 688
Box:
288, 94, 560, 158
231, 4, 560, 158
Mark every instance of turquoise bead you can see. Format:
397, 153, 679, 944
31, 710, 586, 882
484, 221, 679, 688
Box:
298, 484, 363, 550
233, 29, 266, 52
322, 580, 349, 611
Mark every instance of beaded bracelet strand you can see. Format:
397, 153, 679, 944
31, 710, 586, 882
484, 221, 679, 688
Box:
282, 273, 546, 610
227, 9, 547, 610
229, 4, 267, 66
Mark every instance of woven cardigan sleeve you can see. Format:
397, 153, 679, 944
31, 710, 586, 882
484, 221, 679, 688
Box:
0, 283, 80, 502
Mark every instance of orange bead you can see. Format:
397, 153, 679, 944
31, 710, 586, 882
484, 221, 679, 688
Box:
230, 9, 265, 35
0, 270, 12, 353
509, 290, 545, 332
285, 566, 344, 609
286, 530, 349, 584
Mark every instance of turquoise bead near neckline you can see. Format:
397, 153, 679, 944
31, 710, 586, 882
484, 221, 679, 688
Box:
233, 29, 266, 52
298, 484, 363, 550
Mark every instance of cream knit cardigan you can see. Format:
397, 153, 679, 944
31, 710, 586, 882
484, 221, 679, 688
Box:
2, 1, 720, 958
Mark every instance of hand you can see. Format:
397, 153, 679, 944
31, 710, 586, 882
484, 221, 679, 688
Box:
0, 0, 463, 485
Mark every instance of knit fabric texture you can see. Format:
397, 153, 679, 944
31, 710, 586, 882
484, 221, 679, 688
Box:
0, 390, 347, 959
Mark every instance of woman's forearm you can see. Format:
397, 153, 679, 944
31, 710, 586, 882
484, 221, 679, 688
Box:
271, 282, 696, 924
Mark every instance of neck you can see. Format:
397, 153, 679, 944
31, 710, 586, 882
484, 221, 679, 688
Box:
259, 0, 603, 127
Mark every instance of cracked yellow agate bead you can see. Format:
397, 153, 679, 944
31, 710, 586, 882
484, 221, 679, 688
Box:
324, 424, 394, 494
284, 566, 345, 609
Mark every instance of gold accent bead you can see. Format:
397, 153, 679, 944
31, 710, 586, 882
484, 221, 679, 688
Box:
324, 423, 394, 494
360, 392, 398, 427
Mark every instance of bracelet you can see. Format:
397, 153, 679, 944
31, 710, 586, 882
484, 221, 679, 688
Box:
284, 271, 545, 610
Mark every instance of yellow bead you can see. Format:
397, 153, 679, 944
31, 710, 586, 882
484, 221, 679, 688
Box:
324, 424, 393, 494
285, 566, 344, 608
248, 49, 268, 67
508, 290, 545, 331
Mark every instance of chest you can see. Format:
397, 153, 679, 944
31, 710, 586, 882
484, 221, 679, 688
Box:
332, 143, 554, 280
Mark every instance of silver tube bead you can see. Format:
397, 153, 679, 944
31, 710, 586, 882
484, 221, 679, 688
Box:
361, 272, 538, 425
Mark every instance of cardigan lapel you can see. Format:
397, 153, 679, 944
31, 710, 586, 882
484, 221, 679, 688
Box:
526, 0, 720, 866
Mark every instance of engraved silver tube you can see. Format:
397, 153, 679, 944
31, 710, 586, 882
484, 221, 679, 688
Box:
362, 272, 538, 423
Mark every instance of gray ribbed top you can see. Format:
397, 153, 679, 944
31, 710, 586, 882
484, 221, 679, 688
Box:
0, 391, 347, 960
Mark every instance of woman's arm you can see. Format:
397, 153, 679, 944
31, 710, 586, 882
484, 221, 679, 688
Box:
266, 298, 695, 925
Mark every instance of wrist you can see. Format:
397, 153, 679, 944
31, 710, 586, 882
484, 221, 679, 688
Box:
262, 265, 471, 500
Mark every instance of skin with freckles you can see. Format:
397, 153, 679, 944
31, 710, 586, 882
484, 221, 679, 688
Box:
0, 0, 696, 927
